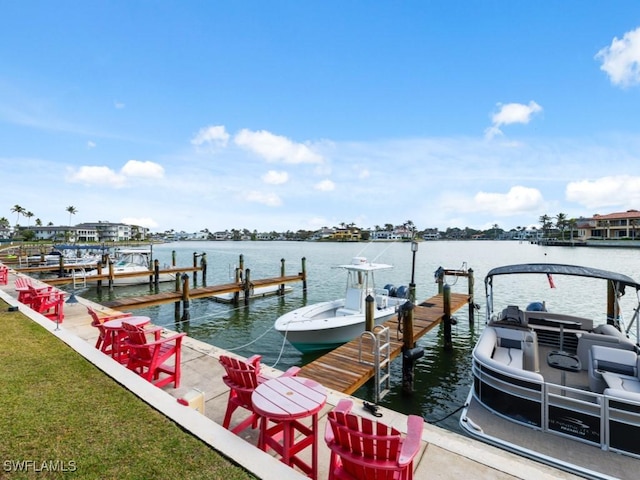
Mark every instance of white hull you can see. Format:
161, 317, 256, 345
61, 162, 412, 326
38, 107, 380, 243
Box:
275, 256, 408, 353
275, 297, 405, 353
213, 285, 292, 303
76, 248, 174, 287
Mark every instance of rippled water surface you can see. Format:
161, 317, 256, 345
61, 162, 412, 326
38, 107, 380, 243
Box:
73, 240, 640, 433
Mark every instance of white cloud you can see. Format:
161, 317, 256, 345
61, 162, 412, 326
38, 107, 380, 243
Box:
443, 186, 544, 216
234, 129, 324, 164
566, 175, 640, 209
121, 160, 164, 179
191, 125, 230, 147
596, 27, 640, 87
262, 170, 289, 185
243, 191, 282, 206
485, 101, 543, 139
314, 179, 335, 192
66, 165, 126, 187
67, 160, 164, 187
114, 101, 125, 109
87, 141, 96, 149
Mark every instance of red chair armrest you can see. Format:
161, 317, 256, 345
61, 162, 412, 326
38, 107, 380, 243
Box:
138, 332, 186, 347
282, 366, 301, 377
247, 354, 262, 374
398, 415, 424, 466
324, 399, 353, 444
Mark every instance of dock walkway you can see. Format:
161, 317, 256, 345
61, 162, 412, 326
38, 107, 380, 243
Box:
0, 266, 581, 480
300, 292, 469, 393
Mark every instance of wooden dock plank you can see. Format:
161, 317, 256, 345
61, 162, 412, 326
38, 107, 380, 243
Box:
297, 292, 469, 394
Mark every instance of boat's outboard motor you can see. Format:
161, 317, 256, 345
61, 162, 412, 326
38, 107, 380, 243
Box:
526, 301, 547, 312
395, 285, 409, 299
384, 284, 397, 297
491, 305, 528, 328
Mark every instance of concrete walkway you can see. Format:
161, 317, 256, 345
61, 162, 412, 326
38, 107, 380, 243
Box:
0, 268, 582, 480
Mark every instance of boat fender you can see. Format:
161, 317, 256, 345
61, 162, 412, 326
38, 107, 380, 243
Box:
403, 346, 424, 361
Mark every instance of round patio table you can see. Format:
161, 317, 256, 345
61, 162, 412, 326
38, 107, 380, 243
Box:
252, 376, 327, 480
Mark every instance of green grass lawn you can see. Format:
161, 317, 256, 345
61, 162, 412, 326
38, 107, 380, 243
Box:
0, 300, 256, 480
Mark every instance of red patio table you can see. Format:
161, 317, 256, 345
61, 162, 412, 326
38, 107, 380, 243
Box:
252, 375, 327, 479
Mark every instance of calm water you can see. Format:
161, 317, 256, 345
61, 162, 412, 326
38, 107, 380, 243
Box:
72, 240, 640, 433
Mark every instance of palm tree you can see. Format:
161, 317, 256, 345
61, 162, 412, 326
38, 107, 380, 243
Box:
10, 204, 24, 227
66, 206, 77, 226
539, 214, 551, 238
555, 213, 567, 240
568, 218, 577, 241
24, 211, 34, 227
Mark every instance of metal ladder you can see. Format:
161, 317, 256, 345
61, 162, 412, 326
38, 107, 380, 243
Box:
72, 268, 87, 290
359, 325, 391, 402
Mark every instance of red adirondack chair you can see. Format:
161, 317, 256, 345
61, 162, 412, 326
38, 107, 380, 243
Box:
32, 288, 65, 322
0, 265, 8, 285
325, 399, 424, 480
219, 354, 300, 435
87, 306, 132, 353
121, 321, 186, 388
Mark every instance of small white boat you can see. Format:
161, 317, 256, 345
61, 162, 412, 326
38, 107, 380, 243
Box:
78, 248, 175, 286
274, 257, 408, 353
460, 263, 640, 480
213, 285, 293, 303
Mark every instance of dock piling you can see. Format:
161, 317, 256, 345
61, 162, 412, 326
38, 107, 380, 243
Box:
181, 273, 190, 321
443, 284, 453, 351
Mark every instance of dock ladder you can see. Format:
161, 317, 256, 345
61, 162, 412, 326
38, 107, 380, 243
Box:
359, 325, 391, 402
71, 268, 87, 290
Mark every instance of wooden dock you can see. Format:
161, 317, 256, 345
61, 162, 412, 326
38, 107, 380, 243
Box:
297, 292, 470, 394
102, 274, 306, 309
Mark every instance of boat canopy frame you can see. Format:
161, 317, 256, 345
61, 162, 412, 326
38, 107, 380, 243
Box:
484, 263, 640, 345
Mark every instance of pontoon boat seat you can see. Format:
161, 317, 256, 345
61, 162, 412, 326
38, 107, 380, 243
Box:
481, 325, 540, 372
577, 324, 637, 371
589, 344, 640, 393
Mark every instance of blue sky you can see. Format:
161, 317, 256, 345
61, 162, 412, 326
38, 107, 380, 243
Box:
2, 1, 640, 233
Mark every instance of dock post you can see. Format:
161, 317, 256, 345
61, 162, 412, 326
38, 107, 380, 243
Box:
279, 258, 285, 296
244, 268, 251, 306
192, 252, 198, 286
232, 265, 241, 306
174, 272, 181, 321
200, 253, 207, 286
401, 301, 421, 395
96, 262, 104, 292
108, 260, 114, 290
443, 284, 453, 351
301, 257, 307, 293
172, 250, 176, 267
365, 295, 375, 331
58, 254, 64, 277
468, 268, 475, 327
181, 273, 190, 321
154, 259, 160, 289
435, 266, 444, 294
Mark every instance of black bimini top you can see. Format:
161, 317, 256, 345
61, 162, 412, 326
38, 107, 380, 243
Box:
485, 263, 640, 291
